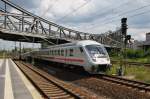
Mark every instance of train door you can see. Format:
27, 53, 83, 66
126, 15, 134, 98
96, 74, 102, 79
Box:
64, 47, 67, 65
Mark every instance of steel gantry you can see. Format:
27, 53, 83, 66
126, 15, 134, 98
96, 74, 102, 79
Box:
0, 0, 124, 47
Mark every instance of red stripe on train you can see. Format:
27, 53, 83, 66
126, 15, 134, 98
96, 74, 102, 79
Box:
55, 57, 84, 63
42, 56, 84, 63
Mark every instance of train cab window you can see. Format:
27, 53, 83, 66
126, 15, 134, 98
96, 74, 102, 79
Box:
79, 47, 83, 53
61, 49, 64, 56
86, 45, 107, 58
69, 49, 74, 56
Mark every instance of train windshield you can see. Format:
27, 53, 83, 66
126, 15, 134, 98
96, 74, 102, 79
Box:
86, 45, 107, 58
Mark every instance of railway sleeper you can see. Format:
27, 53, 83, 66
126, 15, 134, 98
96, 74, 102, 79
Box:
44, 90, 64, 94
48, 94, 73, 99
43, 88, 61, 92
38, 84, 58, 87
39, 85, 57, 88
46, 92, 69, 97
42, 87, 60, 91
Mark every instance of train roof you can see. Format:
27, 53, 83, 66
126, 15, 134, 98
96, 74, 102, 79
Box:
75, 40, 102, 46
47, 40, 102, 48
21, 40, 103, 55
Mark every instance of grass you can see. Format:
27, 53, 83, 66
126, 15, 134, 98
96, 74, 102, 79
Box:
106, 63, 150, 83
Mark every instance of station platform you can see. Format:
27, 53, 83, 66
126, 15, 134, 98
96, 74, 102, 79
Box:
0, 59, 42, 99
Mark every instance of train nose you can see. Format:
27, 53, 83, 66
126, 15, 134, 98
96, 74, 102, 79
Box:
91, 65, 111, 73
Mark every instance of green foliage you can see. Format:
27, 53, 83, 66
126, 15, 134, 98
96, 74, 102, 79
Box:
123, 49, 144, 58
144, 48, 150, 57
107, 64, 150, 83
108, 49, 120, 57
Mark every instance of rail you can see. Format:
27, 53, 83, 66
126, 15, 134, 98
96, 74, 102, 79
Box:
92, 74, 150, 92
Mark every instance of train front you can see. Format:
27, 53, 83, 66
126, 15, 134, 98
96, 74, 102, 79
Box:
85, 44, 111, 73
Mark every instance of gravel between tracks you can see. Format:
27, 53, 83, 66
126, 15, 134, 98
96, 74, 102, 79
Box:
73, 77, 150, 99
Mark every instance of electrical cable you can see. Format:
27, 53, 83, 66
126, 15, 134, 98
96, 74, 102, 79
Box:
86, 3, 150, 30
55, 0, 92, 22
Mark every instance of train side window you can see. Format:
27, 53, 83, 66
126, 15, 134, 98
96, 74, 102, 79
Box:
65, 49, 67, 56
56, 50, 58, 55
55, 50, 56, 55
57, 50, 59, 55
52, 50, 54, 55
58, 50, 60, 56
55, 50, 57, 55
79, 47, 83, 53
49, 50, 51, 55
61, 49, 64, 56
70, 49, 73, 56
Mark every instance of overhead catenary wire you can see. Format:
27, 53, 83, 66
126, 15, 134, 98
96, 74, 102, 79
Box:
40, 0, 60, 17
56, 0, 131, 23
52, 0, 131, 32
101, 3, 150, 25
86, 3, 150, 30
55, 0, 92, 23
88, 1, 131, 22
55, 0, 132, 25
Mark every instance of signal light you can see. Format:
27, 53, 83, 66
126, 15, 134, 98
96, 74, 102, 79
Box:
126, 35, 131, 40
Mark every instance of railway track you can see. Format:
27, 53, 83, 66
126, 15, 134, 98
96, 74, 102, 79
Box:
111, 60, 150, 66
126, 62, 150, 66
14, 61, 96, 99
92, 74, 150, 92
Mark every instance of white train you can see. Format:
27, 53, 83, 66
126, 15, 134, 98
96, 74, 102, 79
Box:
22, 40, 111, 73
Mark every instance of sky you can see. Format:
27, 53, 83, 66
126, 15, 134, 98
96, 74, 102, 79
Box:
0, 0, 150, 49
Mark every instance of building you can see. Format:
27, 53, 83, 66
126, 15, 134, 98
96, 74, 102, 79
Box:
139, 32, 150, 51
146, 32, 150, 41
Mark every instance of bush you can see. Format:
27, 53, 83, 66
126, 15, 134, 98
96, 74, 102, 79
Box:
144, 48, 150, 57
123, 49, 144, 58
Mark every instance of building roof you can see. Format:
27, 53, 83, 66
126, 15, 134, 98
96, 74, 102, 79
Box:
146, 32, 150, 35
139, 41, 150, 46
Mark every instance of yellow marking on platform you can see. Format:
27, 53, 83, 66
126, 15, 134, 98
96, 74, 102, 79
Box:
4, 59, 14, 99
10, 59, 43, 99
